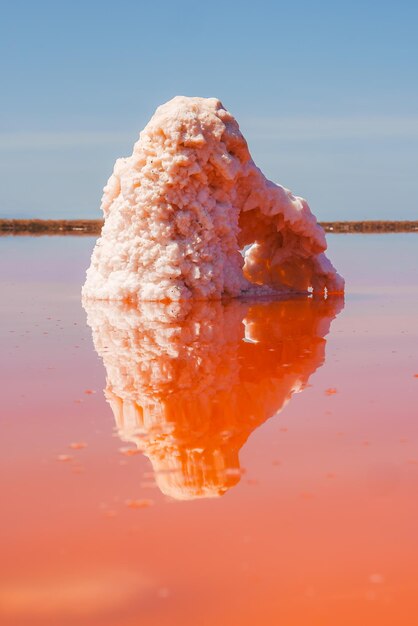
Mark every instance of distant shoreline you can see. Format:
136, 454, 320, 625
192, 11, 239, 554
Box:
1, 218, 417, 236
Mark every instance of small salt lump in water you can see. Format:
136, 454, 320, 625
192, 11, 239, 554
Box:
82, 96, 344, 301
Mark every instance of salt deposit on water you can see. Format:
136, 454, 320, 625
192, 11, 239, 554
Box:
82, 96, 344, 301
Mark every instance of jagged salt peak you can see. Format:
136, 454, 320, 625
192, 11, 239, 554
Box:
82, 96, 344, 301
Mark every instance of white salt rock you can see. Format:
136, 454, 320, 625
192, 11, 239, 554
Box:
82, 96, 344, 301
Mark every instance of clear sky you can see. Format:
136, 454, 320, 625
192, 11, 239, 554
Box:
1, 0, 417, 220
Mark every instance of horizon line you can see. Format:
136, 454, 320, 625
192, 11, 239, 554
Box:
1, 219, 417, 236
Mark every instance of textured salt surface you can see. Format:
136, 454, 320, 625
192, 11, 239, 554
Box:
84, 297, 343, 500
83, 96, 344, 301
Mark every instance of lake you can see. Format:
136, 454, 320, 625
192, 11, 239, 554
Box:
1, 234, 417, 625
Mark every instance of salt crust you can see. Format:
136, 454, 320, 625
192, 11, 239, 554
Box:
83, 96, 344, 301
84, 297, 343, 499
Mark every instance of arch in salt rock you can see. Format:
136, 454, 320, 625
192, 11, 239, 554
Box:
84, 297, 344, 500
82, 96, 344, 302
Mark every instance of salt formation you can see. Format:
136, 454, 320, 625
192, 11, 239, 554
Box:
84, 297, 343, 500
83, 96, 344, 301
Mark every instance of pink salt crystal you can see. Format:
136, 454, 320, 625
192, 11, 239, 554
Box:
300, 492, 315, 500
140, 482, 158, 489
125, 499, 154, 509
119, 447, 141, 457
369, 574, 384, 584
82, 96, 344, 302
69, 442, 87, 450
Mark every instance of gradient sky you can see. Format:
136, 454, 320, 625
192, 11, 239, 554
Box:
1, 0, 417, 220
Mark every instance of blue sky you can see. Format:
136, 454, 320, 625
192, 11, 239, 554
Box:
1, 0, 417, 220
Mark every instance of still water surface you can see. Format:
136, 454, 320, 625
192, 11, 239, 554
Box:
1, 235, 417, 625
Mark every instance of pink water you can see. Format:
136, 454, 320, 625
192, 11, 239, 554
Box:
1, 234, 417, 625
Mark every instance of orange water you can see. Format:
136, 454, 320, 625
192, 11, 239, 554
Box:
1, 235, 418, 626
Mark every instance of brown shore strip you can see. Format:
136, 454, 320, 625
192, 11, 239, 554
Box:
0, 219, 103, 236
0, 218, 418, 236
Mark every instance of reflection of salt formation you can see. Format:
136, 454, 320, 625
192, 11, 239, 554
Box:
83, 96, 343, 302
85, 297, 343, 500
